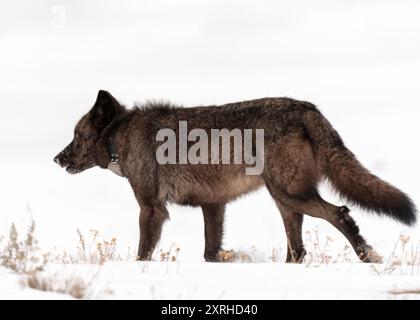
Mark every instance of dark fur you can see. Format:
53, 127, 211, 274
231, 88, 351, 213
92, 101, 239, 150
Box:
54, 90, 417, 262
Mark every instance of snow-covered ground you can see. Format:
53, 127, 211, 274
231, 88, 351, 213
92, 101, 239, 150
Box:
1, 261, 420, 300
1, 0, 420, 299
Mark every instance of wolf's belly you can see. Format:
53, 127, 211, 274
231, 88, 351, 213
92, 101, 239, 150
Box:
160, 173, 265, 206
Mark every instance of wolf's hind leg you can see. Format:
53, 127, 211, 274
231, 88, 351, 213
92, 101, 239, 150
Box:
267, 185, 382, 263
201, 204, 225, 262
275, 202, 306, 263
314, 202, 382, 263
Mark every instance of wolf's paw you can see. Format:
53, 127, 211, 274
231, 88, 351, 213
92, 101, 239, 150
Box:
358, 246, 383, 263
215, 250, 238, 262
365, 249, 383, 263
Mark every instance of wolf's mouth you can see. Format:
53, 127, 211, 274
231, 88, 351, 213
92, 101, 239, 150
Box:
65, 166, 82, 174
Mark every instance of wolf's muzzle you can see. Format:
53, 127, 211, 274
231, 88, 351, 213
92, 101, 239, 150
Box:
54, 142, 72, 168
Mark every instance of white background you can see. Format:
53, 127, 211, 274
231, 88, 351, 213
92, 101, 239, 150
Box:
1, 0, 419, 261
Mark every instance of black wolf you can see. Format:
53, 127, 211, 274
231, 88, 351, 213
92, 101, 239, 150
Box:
54, 90, 417, 262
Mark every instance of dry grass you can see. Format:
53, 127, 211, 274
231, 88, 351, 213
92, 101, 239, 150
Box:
222, 228, 420, 274
157, 244, 181, 262
21, 270, 108, 299
296, 229, 420, 275
371, 235, 420, 276
303, 227, 355, 267
268, 246, 284, 263
388, 287, 420, 296
0, 221, 47, 274
298, 228, 420, 274
153, 244, 182, 274
0, 222, 114, 299
226, 228, 355, 264
0, 223, 134, 268
49, 229, 133, 265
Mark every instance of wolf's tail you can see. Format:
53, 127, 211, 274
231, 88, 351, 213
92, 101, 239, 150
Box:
302, 105, 417, 225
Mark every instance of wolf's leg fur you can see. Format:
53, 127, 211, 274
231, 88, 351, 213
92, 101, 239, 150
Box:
275, 202, 306, 263
137, 203, 169, 261
294, 193, 379, 262
267, 185, 381, 263
313, 200, 382, 263
264, 133, 381, 263
201, 204, 225, 262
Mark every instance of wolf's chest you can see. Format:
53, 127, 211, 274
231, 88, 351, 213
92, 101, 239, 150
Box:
108, 163, 124, 177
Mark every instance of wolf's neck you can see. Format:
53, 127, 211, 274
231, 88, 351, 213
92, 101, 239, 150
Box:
96, 109, 132, 171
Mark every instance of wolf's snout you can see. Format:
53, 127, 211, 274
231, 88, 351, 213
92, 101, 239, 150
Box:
54, 142, 73, 168
53, 152, 68, 167
53, 154, 61, 165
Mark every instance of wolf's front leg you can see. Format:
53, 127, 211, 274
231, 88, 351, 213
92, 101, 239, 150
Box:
201, 204, 226, 262
137, 203, 169, 261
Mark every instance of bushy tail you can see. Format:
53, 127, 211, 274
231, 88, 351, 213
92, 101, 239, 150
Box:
302, 107, 417, 225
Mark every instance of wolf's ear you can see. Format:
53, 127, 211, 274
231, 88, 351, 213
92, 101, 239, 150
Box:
90, 90, 121, 130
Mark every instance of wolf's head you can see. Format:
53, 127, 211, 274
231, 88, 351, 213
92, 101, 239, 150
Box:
54, 90, 125, 174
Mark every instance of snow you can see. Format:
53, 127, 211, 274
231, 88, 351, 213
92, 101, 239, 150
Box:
0, 268, 74, 300
1, 0, 420, 299
1, 262, 420, 300
103, 262, 418, 300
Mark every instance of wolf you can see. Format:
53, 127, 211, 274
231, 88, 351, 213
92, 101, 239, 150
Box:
54, 90, 417, 263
